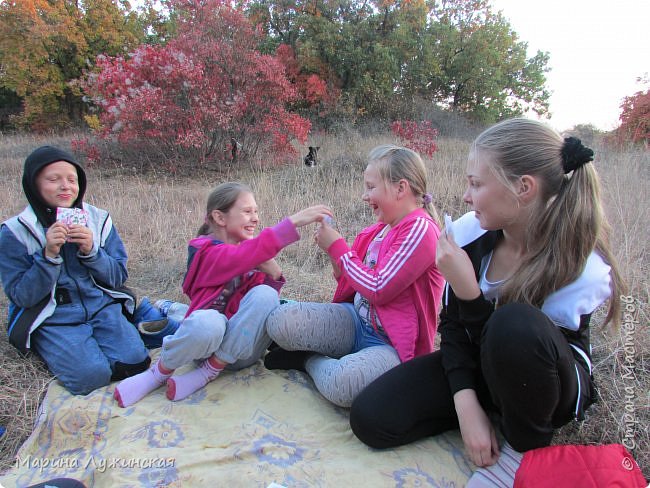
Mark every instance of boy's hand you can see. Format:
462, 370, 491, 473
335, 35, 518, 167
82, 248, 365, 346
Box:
45, 221, 68, 258
66, 224, 94, 255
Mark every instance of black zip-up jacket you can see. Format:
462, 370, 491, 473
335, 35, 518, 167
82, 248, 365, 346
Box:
439, 212, 612, 405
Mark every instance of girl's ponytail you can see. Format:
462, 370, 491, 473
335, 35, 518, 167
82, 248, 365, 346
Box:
196, 222, 211, 237
422, 193, 440, 224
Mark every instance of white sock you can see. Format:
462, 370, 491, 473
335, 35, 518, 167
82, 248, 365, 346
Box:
113, 360, 173, 407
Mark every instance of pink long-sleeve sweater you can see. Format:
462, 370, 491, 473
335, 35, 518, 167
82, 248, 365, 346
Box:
182, 218, 299, 318
328, 208, 444, 362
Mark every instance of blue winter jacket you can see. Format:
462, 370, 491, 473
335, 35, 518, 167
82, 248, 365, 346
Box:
0, 204, 135, 353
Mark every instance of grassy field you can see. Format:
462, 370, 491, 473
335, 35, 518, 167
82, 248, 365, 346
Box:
0, 128, 647, 478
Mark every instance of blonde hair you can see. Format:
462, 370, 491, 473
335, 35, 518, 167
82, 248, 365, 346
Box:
472, 118, 624, 326
368, 144, 440, 224
197, 182, 253, 236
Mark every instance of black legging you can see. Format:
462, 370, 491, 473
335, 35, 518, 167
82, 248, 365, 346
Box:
350, 303, 586, 452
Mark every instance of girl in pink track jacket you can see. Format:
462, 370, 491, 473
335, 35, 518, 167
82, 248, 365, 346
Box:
115, 182, 331, 407
265, 145, 445, 407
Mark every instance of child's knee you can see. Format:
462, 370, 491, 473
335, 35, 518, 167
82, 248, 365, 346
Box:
174, 310, 227, 347
265, 306, 288, 341
482, 303, 554, 356
64, 362, 112, 395
246, 285, 280, 312
481, 303, 564, 382
113, 337, 149, 365
266, 298, 306, 332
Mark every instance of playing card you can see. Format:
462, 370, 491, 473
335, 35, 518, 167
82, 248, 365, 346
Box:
56, 207, 89, 226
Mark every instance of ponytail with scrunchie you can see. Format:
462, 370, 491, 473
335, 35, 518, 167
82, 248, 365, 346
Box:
561, 137, 594, 174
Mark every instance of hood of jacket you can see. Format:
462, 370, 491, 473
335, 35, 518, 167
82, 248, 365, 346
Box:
22, 145, 87, 227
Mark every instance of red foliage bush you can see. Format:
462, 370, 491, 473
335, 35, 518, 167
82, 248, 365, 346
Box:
617, 88, 650, 146
82, 0, 311, 166
391, 120, 439, 158
275, 44, 339, 116
71, 138, 101, 166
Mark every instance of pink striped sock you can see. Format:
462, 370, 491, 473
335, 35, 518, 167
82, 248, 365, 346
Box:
114, 360, 174, 408
166, 356, 225, 401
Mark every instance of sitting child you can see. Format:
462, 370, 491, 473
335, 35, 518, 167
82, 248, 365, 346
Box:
0, 146, 150, 395
114, 182, 331, 406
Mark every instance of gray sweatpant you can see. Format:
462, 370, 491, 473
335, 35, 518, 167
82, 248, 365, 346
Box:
160, 285, 278, 370
266, 302, 400, 407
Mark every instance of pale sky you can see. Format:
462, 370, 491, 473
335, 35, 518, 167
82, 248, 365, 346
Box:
490, 0, 650, 132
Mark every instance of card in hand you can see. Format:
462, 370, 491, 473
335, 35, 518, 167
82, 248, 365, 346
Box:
56, 207, 89, 226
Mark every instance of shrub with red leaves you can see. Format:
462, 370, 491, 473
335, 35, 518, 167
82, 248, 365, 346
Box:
82, 0, 311, 166
391, 120, 439, 158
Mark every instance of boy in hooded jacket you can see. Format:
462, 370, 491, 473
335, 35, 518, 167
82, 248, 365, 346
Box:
0, 146, 150, 395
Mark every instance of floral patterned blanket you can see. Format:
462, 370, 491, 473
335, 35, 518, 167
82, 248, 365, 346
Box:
0, 358, 472, 487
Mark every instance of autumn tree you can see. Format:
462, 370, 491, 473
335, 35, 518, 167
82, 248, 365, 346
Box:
0, 87, 22, 129
421, 0, 550, 122
251, 0, 404, 117
303, 0, 409, 116
0, 0, 147, 130
82, 0, 311, 166
247, 0, 550, 123
617, 79, 650, 146
275, 44, 339, 116
248, 0, 345, 120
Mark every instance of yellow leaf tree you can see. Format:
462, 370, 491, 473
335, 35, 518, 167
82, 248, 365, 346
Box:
0, 0, 146, 131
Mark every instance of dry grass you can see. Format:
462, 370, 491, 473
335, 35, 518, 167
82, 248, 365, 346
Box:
552, 143, 650, 474
0, 129, 647, 477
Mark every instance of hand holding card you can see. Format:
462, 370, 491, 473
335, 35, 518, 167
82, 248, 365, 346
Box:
323, 215, 335, 226
56, 207, 89, 226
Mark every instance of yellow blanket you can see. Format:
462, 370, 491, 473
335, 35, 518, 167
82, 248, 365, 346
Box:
1, 359, 472, 487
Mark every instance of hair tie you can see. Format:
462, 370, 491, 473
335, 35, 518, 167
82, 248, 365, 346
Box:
423, 193, 433, 205
561, 137, 594, 174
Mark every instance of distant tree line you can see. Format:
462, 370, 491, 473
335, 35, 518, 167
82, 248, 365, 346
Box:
0, 0, 550, 126
2, 0, 641, 163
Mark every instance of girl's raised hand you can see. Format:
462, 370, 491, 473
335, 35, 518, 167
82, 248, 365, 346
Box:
289, 205, 333, 228
436, 231, 480, 301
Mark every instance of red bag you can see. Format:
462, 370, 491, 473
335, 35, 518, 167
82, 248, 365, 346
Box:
514, 443, 647, 488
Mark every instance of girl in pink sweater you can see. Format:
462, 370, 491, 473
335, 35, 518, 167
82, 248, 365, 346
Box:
265, 145, 445, 407
115, 182, 331, 407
